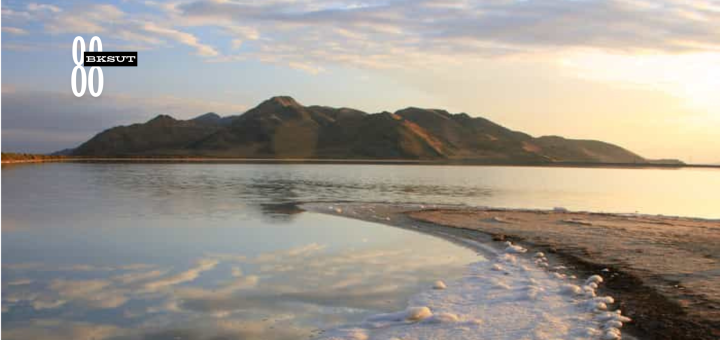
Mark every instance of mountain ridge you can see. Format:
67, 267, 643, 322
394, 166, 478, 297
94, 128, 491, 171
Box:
71, 96, 674, 164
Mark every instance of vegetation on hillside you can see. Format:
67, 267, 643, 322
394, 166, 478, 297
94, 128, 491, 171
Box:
1, 152, 66, 163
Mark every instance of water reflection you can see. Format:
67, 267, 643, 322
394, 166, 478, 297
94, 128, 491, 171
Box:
3, 210, 478, 340
3, 163, 719, 339
258, 203, 305, 223
5, 163, 718, 222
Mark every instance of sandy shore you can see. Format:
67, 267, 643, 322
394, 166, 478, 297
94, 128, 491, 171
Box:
304, 203, 719, 340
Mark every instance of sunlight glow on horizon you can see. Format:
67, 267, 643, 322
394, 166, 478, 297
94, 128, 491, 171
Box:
560, 50, 720, 116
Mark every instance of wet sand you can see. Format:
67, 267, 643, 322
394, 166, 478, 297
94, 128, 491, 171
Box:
305, 203, 720, 340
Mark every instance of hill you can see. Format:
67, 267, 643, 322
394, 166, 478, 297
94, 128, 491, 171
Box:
71, 96, 661, 164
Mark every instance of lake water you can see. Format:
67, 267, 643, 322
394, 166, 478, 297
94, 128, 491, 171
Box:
2, 163, 718, 339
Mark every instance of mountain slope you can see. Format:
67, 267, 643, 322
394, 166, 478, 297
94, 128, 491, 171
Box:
72, 96, 651, 164
533, 136, 644, 163
73, 115, 221, 156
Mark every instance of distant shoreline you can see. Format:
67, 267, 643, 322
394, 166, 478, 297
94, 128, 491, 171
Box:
2, 157, 719, 169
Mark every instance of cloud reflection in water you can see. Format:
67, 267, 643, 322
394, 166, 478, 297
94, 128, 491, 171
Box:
3, 231, 479, 340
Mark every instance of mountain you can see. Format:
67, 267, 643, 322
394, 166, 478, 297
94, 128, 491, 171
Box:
73, 115, 222, 156
72, 96, 660, 164
191, 112, 238, 126
50, 148, 75, 156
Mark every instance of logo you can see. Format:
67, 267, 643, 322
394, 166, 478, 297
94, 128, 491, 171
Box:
71, 36, 138, 97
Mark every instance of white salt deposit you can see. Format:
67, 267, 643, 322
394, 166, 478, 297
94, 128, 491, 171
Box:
364, 306, 433, 326
323, 328, 369, 340
562, 218, 594, 226
433, 280, 447, 290
423, 312, 460, 324
602, 328, 622, 340
492, 216, 509, 223
405, 306, 433, 321
320, 237, 632, 340
586, 275, 604, 284
498, 253, 518, 264
595, 296, 615, 304
561, 283, 583, 295
504, 241, 527, 253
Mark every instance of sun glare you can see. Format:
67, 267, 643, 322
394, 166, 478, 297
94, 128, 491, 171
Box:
561, 50, 720, 115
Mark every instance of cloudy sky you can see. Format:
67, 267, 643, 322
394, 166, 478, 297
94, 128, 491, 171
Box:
2, 0, 719, 162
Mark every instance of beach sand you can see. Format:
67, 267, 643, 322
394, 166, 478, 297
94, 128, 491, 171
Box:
306, 203, 720, 340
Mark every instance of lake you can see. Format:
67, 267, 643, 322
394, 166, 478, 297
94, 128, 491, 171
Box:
2, 163, 718, 339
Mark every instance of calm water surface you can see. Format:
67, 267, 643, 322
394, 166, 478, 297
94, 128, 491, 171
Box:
2, 163, 719, 339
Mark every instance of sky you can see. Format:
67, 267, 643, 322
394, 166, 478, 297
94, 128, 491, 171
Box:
1, 0, 719, 163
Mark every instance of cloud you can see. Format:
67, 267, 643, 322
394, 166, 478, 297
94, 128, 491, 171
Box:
2, 239, 474, 340
2, 260, 215, 313
253, 243, 327, 263
27, 3, 217, 57
143, 259, 219, 291
42, 4, 123, 34
7, 279, 34, 286
2, 27, 29, 35
287, 61, 325, 74
32, 299, 67, 310
27, 3, 62, 13
3, 241, 463, 316
2, 320, 122, 340
2, 262, 153, 272
1, 8, 34, 20
133, 318, 314, 340
142, 22, 219, 56
168, 0, 720, 71
49, 279, 129, 309
176, 244, 469, 314
231, 38, 243, 50
174, 275, 260, 301
112, 269, 169, 284
2, 0, 718, 161
231, 266, 243, 277
6, 0, 720, 73
49, 279, 111, 297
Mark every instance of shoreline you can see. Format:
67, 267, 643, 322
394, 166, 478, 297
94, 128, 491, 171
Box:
1, 159, 73, 164
2, 157, 719, 169
304, 203, 720, 340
